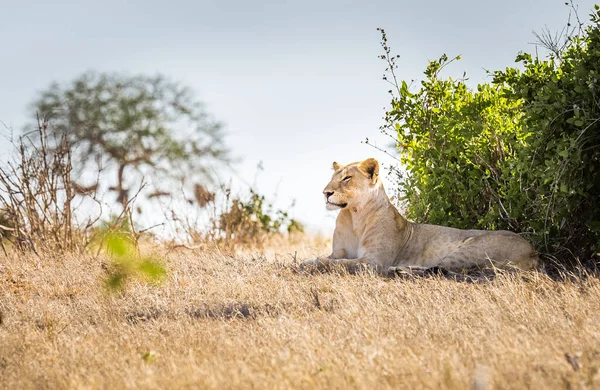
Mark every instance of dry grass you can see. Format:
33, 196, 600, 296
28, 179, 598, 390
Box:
2, 238, 600, 389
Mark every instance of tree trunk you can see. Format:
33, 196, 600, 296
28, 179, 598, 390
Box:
116, 163, 128, 209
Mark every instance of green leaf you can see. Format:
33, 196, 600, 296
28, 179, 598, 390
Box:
106, 272, 126, 291
105, 234, 133, 258
138, 259, 167, 282
141, 351, 157, 363
401, 80, 408, 95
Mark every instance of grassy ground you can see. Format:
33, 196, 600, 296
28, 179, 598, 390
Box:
1, 239, 600, 389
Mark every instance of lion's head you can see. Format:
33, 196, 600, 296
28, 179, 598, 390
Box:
322, 158, 380, 210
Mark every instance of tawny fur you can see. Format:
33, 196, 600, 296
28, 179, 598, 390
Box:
304, 158, 539, 274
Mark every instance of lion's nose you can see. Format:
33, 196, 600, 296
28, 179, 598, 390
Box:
324, 191, 334, 199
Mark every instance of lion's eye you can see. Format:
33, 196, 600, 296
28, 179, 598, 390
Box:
342, 176, 352, 182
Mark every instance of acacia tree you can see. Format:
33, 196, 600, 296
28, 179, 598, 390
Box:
31, 72, 229, 207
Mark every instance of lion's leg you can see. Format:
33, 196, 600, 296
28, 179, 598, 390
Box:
437, 233, 538, 271
437, 252, 480, 272
333, 258, 380, 273
299, 256, 334, 268
387, 265, 431, 276
300, 257, 378, 273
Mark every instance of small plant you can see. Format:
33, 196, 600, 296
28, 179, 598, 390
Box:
95, 226, 166, 291
141, 350, 158, 364
209, 188, 304, 249
167, 183, 305, 250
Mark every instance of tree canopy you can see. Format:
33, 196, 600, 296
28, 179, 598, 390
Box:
32, 72, 229, 207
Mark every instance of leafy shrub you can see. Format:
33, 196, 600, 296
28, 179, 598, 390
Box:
383, 51, 525, 232
380, 5, 600, 266
493, 6, 600, 262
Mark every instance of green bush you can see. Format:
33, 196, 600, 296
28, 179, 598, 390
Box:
493, 6, 600, 262
381, 6, 600, 266
386, 53, 526, 231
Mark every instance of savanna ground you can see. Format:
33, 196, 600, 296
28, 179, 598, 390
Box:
1, 238, 600, 389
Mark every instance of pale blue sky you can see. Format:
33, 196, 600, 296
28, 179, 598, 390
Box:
1, 0, 598, 233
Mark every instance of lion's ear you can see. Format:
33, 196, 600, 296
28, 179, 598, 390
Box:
332, 161, 342, 171
359, 158, 379, 181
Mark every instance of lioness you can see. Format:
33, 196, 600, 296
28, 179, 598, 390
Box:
302, 158, 538, 274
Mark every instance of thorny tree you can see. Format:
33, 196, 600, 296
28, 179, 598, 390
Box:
31, 72, 230, 208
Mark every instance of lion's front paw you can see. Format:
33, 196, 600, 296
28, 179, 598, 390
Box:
298, 258, 335, 273
387, 265, 430, 277
302, 259, 319, 266
298, 258, 319, 271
